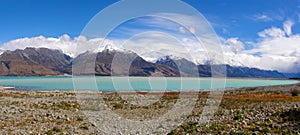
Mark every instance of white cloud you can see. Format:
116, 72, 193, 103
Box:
179, 26, 186, 34
253, 14, 273, 21
224, 38, 244, 54
246, 35, 300, 56
0, 13, 299, 73
178, 26, 196, 34
258, 27, 285, 38
0, 31, 298, 73
0, 34, 115, 57
237, 20, 299, 72
117, 31, 208, 63
214, 19, 300, 73
283, 20, 294, 36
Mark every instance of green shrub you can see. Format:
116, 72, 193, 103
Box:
112, 102, 123, 109
291, 90, 299, 97
280, 109, 300, 122
79, 125, 89, 130
233, 114, 242, 121
46, 127, 61, 135
52, 127, 61, 132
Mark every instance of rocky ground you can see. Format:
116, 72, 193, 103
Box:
0, 83, 299, 134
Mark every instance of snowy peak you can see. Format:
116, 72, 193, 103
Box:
102, 44, 121, 51
157, 55, 185, 62
95, 44, 137, 55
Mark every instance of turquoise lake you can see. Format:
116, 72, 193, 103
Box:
0, 76, 298, 91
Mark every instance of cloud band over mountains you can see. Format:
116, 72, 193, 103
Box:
0, 19, 299, 73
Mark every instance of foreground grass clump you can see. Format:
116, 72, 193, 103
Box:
45, 127, 61, 135
55, 101, 80, 110
280, 108, 300, 122
291, 89, 299, 97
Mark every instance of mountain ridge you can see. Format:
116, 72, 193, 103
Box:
0, 47, 298, 78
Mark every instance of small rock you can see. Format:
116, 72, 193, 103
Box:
255, 126, 263, 131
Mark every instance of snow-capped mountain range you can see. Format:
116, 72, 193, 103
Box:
78, 44, 253, 69
0, 42, 295, 73
0, 46, 298, 78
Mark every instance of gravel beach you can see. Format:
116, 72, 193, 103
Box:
0, 83, 299, 134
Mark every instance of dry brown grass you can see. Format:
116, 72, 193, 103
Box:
223, 93, 300, 102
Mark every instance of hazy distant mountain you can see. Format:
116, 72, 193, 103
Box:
283, 72, 300, 79
196, 64, 285, 78
157, 55, 286, 78
225, 65, 285, 78
0, 47, 293, 78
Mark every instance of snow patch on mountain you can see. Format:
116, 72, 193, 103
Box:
0, 49, 5, 55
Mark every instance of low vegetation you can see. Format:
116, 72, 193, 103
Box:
0, 83, 299, 134
291, 89, 299, 97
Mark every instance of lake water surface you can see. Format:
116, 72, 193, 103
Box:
0, 76, 298, 91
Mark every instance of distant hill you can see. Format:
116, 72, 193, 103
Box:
0, 47, 294, 78
283, 72, 300, 79
156, 56, 285, 78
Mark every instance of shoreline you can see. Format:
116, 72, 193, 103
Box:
0, 75, 298, 80
0, 86, 15, 90
1, 82, 299, 93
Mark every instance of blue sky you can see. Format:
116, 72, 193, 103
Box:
0, 0, 299, 72
187, 0, 300, 38
0, 0, 299, 43
0, 0, 118, 43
